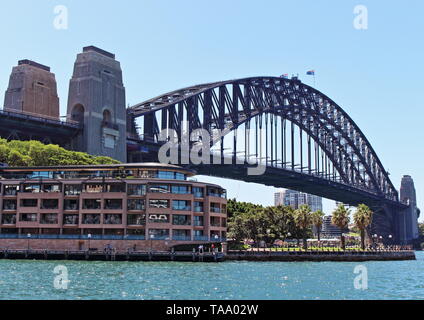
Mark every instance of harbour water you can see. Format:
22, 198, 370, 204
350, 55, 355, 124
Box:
0, 251, 422, 300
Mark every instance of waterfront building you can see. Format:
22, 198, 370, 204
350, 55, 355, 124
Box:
274, 189, 322, 212
0, 163, 227, 251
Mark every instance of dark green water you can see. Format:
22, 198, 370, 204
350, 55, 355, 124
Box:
0, 252, 422, 300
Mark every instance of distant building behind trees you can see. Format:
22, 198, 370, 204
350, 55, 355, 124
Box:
274, 189, 322, 212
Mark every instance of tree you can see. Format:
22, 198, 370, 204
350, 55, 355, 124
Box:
294, 204, 313, 250
264, 205, 294, 241
0, 139, 120, 166
332, 204, 351, 250
353, 204, 373, 250
311, 210, 325, 241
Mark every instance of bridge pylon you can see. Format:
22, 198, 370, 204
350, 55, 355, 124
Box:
67, 46, 127, 162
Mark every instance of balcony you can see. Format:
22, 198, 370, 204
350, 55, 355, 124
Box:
127, 215, 146, 226
172, 235, 192, 241
63, 215, 79, 225
104, 214, 122, 225
193, 221, 204, 227
172, 206, 191, 211
193, 235, 209, 241
1, 215, 16, 225
40, 215, 59, 224
193, 192, 204, 198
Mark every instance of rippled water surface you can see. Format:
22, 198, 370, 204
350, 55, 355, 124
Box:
0, 252, 423, 300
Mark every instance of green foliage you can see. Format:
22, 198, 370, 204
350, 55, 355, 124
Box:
0, 139, 120, 166
353, 204, 373, 230
332, 203, 351, 250
294, 205, 313, 249
331, 203, 351, 229
353, 204, 373, 250
311, 210, 324, 229
227, 200, 313, 246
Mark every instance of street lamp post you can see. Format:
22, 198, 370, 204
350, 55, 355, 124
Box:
150, 234, 154, 252
87, 233, 92, 250
266, 229, 271, 251
27, 233, 31, 251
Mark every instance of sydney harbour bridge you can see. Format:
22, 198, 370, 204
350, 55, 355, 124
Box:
0, 46, 418, 245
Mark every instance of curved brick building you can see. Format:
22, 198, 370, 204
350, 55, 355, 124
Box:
0, 163, 227, 251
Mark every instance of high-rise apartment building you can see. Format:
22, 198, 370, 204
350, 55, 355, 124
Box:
274, 189, 323, 212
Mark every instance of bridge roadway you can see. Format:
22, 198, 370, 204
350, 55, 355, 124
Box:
0, 109, 81, 146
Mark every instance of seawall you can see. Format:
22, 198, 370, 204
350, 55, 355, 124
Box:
225, 251, 416, 262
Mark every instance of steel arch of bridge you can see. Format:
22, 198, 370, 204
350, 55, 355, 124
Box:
128, 76, 398, 203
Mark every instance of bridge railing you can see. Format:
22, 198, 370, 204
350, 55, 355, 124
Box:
0, 109, 81, 128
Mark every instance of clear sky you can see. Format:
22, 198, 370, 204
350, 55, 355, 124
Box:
0, 1, 423, 220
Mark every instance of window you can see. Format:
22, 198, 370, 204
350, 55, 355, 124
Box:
157, 171, 186, 180
104, 214, 122, 224
3, 200, 17, 210
82, 199, 101, 210
221, 218, 227, 227
172, 200, 191, 211
193, 216, 204, 226
210, 217, 220, 227
192, 187, 204, 198
40, 213, 58, 224
172, 229, 191, 240
194, 230, 204, 237
21, 199, 38, 207
171, 185, 189, 194
149, 185, 169, 193
105, 183, 125, 193
127, 184, 146, 196
64, 199, 79, 211
148, 229, 169, 239
82, 214, 101, 224
20, 213, 38, 222
1, 214, 16, 224
148, 214, 169, 223
127, 199, 145, 211
149, 199, 169, 209
63, 214, 79, 225
3, 185, 19, 196
127, 214, 146, 226
175, 172, 186, 180
172, 214, 191, 226
22, 184, 41, 193
210, 203, 221, 213
64, 184, 82, 196
194, 201, 204, 212
104, 199, 122, 210
208, 187, 227, 198
41, 199, 58, 210
42, 184, 61, 193
84, 184, 103, 193
158, 171, 175, 180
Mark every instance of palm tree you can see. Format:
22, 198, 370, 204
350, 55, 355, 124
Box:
353, 204, 373, 250
332, 204, 351, 250
294, 204, 313, 250
311, 210, 325, 242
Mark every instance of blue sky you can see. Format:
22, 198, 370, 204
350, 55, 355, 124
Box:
0, 1, 423, 220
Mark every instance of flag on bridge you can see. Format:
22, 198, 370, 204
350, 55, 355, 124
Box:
306, 70, 315, 76
280, 74, 288, 79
